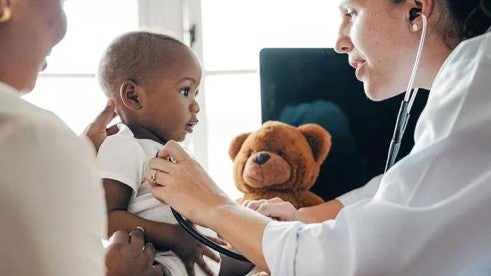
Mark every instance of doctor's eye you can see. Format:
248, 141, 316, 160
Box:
179, 87, 190, 97
343, 8, 357, 18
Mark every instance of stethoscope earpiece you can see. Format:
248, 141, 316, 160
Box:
409, 8, 422, 21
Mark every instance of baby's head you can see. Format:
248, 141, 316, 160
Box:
98, 30, 202, 143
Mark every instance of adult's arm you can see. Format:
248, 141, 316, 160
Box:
0, 112, 163, 275
243, 175, 382, 223
146, 140, 491, 275
146, 141, 272, 271
0, 116, 108, 275
245, 197, 344, 223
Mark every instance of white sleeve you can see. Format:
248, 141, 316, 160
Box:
336, 174, 382, 206
0, 117, 106, 275
97, 134, 144, 195
262, 173, 491, 276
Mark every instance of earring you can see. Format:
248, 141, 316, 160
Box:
411, 24, 420, 32
0, 7, 11, 22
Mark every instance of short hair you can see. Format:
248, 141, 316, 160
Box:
98, 30, 187, 97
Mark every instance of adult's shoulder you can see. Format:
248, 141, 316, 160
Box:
0, 86, 79, 140
0, 86, 96, 163
449, 32, 490, 64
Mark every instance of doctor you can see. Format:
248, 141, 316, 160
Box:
146, 0, 491, 275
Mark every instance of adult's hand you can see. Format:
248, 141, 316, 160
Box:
145, 140, 233, 228
146, 141, 272, 272
243, 197, 300, 222
247, 198, 344, 224
105, 227, 164, 276
83, 99, 118, 152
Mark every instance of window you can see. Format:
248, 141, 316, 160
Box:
24, 0, 139, 134
200, 0, 341, 198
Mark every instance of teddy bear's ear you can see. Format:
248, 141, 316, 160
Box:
297, 124, 332, 164
228, 133, 251, 160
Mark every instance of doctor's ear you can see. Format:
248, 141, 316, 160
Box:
407, 0, 434, 31
119, 79, 143, 111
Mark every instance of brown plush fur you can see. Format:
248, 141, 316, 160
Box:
229, 121, 332, 209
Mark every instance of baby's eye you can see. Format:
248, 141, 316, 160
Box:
179, 87, 190, 97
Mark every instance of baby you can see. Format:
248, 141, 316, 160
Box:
96, 30, 220, 275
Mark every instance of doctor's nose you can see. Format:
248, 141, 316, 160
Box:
335, 34, 353, 54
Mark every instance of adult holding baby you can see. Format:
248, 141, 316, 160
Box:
0, 0, 161, 275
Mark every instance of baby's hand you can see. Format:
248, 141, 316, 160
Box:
243, 197, 300, 221
172, 226, 221, 276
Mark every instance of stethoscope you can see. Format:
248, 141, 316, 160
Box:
171, 11, 429, 263
385, 10, 427, 172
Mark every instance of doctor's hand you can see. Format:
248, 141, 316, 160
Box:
145, 140, 234, 228
243, 197, 300, 222
83, 99, 118, 152
105, 227, 164, 276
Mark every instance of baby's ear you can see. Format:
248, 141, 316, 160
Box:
119, 80, 143, 111
297, 124, 331, 164
229, 133, 250, 160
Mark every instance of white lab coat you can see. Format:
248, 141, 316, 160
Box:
262, 32, 491, 275
0, 82, 107, 275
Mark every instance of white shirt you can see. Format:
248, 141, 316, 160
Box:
0, 82, 107, 275
262, 33, 491, 275
97, 124, 220, 276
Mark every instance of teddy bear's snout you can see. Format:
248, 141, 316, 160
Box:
253, 152, 270, 165
243, 151, 291, 188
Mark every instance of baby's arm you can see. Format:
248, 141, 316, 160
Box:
103, 179, 220, 275
103, 178, 180, 250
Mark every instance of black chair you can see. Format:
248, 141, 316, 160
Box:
259, 48, 428, 201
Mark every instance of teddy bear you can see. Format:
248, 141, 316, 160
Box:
229, 120, 332, 209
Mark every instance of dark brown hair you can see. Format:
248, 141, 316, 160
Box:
391, 0, 491, 47
98, 30, 187, 96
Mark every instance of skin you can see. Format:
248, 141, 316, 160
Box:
0, 0, 66, 92
106, 228, 163, 276
0, 0, 161, 275
336, 0, 452, 101
243, 197, 344, 224
143, 0, 458, 273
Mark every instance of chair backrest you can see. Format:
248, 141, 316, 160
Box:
259, 48, 428, 200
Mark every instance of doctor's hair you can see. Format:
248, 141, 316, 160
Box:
391, 0, 491, 48
98, 29, 187, 97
